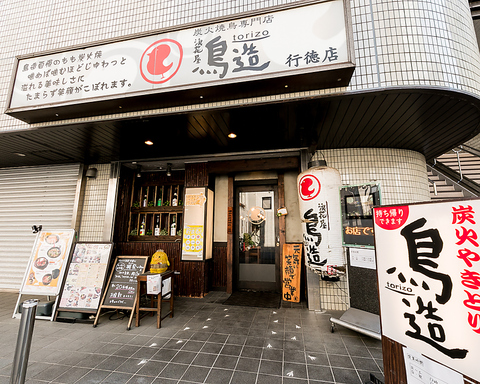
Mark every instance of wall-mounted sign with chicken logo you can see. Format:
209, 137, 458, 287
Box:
298, 174, 321, 201
140, 39, 183, 84
7, 0, 353, 121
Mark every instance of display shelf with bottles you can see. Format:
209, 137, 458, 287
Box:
128, 183, 184, 242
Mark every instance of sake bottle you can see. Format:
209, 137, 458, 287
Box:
140, 218, 146, 235
170, 216, 176, 236
154, 216, 160, 236
172, 188, 178, 206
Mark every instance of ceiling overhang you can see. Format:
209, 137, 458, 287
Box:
1, 87, 480, 168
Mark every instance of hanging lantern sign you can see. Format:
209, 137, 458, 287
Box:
297, 165, 344, 273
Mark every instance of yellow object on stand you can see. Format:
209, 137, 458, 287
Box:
150, 249, 170, 273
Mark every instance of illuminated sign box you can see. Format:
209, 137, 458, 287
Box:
5, 0, 354, 123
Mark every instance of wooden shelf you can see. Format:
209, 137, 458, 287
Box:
129, 235, 182, 242
131, 206, 184, 213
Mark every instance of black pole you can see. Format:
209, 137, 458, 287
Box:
10, 299, 38, 384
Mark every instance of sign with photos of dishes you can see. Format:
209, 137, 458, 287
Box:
58, 242, 113, 312
20, 230, 75, 295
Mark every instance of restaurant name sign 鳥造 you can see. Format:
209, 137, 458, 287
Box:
6, 0, 354, 123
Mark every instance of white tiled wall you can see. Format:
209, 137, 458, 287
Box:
1, 0, 479, 131
311, 147, 430, 310
77, 164, 110, 242
318, 147, 431, 204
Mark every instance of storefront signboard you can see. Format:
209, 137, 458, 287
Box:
6, 0, 353, 122
374, 199, 480, 381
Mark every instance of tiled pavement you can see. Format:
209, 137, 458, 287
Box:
0, 291, 384, 384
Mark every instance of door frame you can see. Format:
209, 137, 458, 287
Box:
234, 183, 280, 292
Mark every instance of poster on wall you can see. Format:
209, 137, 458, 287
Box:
57, 242, 113, 313
374, 199, 480, 381
181, 187, 214, 261
20, 230, 75, 295
340, 183, 380, 248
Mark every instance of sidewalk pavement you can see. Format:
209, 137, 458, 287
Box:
0, 291, 383, 384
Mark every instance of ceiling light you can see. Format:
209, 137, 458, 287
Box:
228, 133, 237, 139
14, 153, 26, 157
145, 140, 154, 145
166, 163, 172, 177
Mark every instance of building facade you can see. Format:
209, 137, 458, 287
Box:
1, 0, 480, 312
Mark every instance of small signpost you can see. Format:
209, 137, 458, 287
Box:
374, 199, 480, 383
94, 255, 148, 330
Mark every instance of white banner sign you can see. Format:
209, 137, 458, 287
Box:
8, 0, 351, 111
374, 200, 480, 380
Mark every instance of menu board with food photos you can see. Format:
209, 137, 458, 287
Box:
57, 242, 113, 313
20, 230, 76, 295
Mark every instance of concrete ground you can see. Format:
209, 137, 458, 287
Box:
0, 291, 384, 384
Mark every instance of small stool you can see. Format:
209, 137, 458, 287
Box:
135, 270, 174, 328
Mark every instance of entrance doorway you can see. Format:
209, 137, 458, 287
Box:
235, 185, 279, 292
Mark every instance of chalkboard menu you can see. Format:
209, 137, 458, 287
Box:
94, 255, 148, 329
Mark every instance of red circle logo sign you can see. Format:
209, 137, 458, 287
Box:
374, 206, 409, 230
140, 39, 183, 84
299, 174, 321, 201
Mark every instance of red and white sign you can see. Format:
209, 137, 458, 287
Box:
374, 199, 480, 380
298, 174, 321, 201
7, 0, 352, 112
140, 39, 183, 84
297, 166, 344, 270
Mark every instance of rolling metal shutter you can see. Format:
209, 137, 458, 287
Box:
0, 164, 80, 290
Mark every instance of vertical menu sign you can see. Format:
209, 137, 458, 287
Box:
374, 200, 480, 381
182, 187, 209, 261
282, 244, 302, 302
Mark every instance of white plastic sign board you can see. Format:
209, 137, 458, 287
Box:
403, 346, 463, 384
374, 200, 480, 380
349, 247, 376, 270
8, 0, 352, 112
147, 274, 161, 295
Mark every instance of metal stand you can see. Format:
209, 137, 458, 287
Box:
10, 299, 38, 384
330, 307, 381, 340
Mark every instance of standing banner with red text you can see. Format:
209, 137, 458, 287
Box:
374, 199, 480, 381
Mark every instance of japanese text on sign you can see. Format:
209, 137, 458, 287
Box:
374, 200, 480, 381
